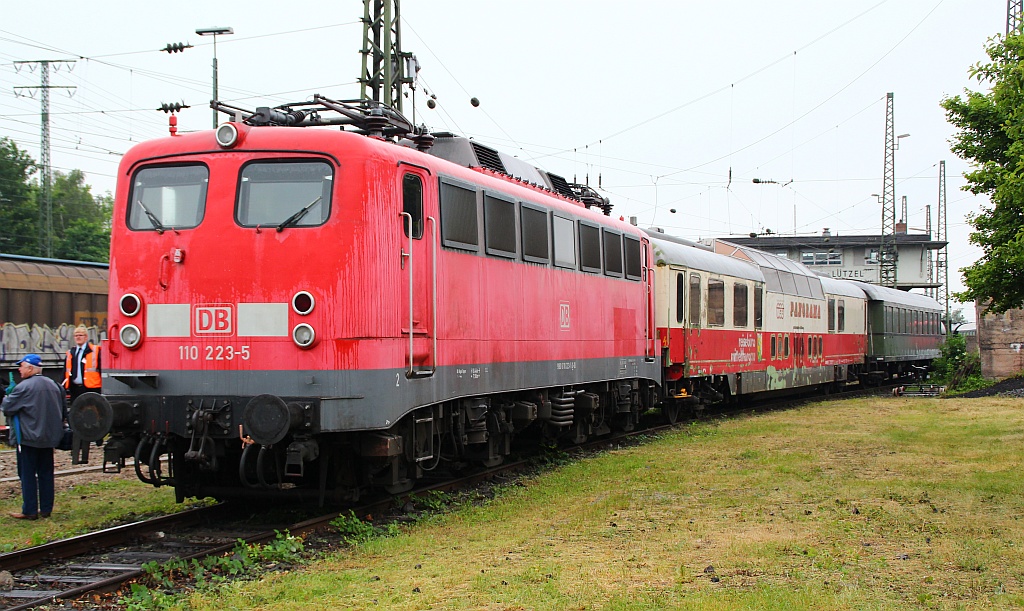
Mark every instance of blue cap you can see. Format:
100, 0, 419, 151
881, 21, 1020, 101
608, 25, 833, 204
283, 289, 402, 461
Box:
17, 354, 42, 367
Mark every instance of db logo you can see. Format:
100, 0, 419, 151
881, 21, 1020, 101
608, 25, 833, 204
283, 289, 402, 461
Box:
559, 301, 571, 330
195, 306, 233, 334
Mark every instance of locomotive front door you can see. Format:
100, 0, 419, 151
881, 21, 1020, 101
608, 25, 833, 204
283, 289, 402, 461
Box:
399, 167, 436, 377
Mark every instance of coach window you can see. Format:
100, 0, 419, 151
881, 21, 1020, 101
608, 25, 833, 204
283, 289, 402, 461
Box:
689, 273, 701, 327
770, 334, 777, 359
838, 299, 846, 332
579, 222, 602, 273
754, 284, 763, 329
484, 193, 516, 258
521, 204, 549, 263
784, 334, 790, 359
402, 174, 423, 239
624, 236, 642, 280
707, 279, 725, 326
236, 160, 332, 229
734, 283, 748, 328
603, 230, 624, 278
828, 298, 836, 332
552, 214, 576, 269
807, 336, 813, 358
439, 179, 479, 251
129, 164, 209, 231
675, 273, 685, 324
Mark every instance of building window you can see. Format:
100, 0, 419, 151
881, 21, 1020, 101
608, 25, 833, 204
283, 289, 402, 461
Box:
865, 248, 879, 265
801, 251, 842, 265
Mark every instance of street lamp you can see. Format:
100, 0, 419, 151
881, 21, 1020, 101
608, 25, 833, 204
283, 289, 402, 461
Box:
196, 26, 233, 128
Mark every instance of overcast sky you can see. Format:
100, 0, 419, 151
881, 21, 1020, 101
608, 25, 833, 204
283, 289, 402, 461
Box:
0, 0, 1005, 318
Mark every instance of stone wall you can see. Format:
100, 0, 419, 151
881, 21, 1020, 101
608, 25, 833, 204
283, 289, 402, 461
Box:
975, 301, 1024, 379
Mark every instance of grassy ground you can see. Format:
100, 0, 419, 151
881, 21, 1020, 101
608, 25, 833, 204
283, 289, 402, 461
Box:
0, 474, 182, 551
180, 397, 1024, 610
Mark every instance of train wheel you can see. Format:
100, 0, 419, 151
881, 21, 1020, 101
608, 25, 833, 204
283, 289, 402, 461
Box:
662, 404, 681, 425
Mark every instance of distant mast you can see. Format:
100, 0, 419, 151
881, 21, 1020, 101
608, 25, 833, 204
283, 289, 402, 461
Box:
359, 0, 417, 114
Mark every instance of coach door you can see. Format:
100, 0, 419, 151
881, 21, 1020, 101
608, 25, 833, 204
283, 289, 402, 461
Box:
399, 166, 436, 377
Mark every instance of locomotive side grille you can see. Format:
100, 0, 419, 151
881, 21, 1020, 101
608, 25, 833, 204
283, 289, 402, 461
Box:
470, 142, 507, 174
546, 172, 577, 199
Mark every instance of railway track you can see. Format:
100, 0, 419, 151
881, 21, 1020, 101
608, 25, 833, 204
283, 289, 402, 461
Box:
0, 380, 905, 609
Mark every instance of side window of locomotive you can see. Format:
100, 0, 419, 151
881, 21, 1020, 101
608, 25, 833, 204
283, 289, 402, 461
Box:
128, 164, 209, 231
675, 273, 685, 324
603, 230, 623, 278
439, 179, 479, 252
688, 273, 701, 327
579, 222, 602, 273
402, 174, 423, 239
754, 284, 763, 329
733, 283, 748, 328
624, 236, 642, 280
707, 279, 725, 326
552, 214, 576, 269
484, 193, 516, 258
521, 204, 549, 264
828, 298, 836, 332
236, 160, 332, 228
838, 299, 846, 332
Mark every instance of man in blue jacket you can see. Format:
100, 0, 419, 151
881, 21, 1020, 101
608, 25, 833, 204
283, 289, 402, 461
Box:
1, 354, 65, 520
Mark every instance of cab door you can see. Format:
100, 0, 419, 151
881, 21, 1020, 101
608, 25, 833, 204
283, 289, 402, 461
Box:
399, 166, 435, 377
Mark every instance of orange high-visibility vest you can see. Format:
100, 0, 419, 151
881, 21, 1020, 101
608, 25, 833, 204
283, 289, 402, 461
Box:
63, 343, 101, 389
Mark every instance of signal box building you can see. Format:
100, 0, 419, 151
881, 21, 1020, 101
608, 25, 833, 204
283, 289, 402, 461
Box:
719, 228, 945, 292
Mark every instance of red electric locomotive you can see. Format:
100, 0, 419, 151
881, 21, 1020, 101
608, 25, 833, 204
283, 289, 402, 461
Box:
69, 99, 660, 503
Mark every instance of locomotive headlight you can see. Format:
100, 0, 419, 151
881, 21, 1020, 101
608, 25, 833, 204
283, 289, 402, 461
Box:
292, 323, 316, 348
120, 324, 142, 349
292, 291, 315, 315
216, 123, 239, 148
119, 293, 141, 317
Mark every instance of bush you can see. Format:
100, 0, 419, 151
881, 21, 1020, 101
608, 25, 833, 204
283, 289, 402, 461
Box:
932, 334, 985, 392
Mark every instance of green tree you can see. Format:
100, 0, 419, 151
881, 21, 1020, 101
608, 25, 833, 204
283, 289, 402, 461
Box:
0, 137, 39, 256
50, 170, 111, 262
942, 34, 1024, 313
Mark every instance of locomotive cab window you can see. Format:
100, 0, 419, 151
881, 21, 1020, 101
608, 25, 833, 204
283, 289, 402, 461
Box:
838, 299, 846, 332
402, 173, 423, 239
128, 164, 209, 231
828, 298, 836, 332
236, 160, 332, 229
484, 193, 517, 258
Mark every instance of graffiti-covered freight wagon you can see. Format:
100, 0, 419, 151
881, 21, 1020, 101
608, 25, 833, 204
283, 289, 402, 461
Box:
0, 253, 108, 377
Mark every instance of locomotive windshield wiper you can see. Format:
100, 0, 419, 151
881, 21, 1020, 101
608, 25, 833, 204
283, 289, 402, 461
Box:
136, 200, 166, 233
276, 196, 323, 232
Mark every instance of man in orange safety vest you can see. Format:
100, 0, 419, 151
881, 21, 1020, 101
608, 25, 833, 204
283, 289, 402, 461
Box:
64, 325, 101, 403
